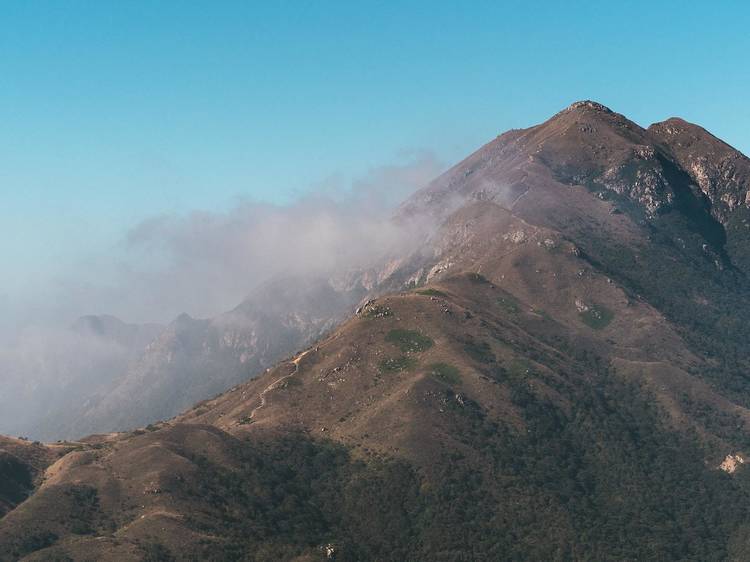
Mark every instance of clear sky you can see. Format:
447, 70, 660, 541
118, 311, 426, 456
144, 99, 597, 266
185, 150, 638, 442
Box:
2, 0, 749, 314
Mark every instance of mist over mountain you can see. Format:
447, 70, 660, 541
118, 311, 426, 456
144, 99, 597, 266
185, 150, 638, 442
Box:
0, 319, 162, 439
0, 152, 443, 441
6, 102, 750, 560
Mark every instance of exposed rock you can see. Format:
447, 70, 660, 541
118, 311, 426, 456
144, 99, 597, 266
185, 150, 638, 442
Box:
719, 453, 745, 474
504, 230, 528, 244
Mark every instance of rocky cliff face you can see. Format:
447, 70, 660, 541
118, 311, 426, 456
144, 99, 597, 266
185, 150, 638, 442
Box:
650, 117, 750, 222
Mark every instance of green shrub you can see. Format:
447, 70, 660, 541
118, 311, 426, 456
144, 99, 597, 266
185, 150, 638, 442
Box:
531, 307, 552, 321
579, 305, 614, 330
416, 288, 446, 297
379, 356, 417, 373
508, 358, 532, 378
282, 376, 302, 388
385, 329, 433, 353
466, 272, 490, 284
143, 542, 175, 562
496, 295, 520, 314
428, 363, 461, 385
463, 338, 495, 364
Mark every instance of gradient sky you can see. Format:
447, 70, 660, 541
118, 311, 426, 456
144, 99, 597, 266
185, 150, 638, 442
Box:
2, 0, 749, 312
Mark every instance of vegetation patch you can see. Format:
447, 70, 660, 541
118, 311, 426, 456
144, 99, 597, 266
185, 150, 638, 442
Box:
496, 294, 520, 314
530, 307, 552, 321
579, 304, 614, 330
508, 358, 533, 379
281, 377, 302, 388
466, 272, 490, 284
428, 363, 461, 385
385, 329, 433, 353
178, 435, 423, 561
379, 356, 417, 373
416, 288, 446, 297
0, 452, 33, 504
16, 532, 58, 558
142, 542, 176, 562
64, 485, 102, 536
463, 338, 495, 364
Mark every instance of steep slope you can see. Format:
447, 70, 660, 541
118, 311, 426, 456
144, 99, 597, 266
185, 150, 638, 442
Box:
0, 437, 64, 519
402, 101, 750, 405
649, 116, 750, 274
5, 101, 750, 561
52, 277, 367, 440
649, 116, 750, 222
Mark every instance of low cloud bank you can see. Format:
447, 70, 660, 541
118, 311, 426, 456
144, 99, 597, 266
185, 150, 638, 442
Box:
0, 150, 444, 438
55, 150, 442, 324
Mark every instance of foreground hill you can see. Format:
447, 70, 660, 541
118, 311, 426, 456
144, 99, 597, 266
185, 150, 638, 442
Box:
0, 436, 68, 519
5, 101, 750, 560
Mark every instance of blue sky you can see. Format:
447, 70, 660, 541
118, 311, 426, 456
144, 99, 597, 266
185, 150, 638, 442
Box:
1, 0, 749, 317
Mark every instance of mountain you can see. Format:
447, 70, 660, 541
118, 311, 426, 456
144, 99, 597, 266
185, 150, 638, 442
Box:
13, 277, 369, 442
0, 316, 163, 442
5, 101, 750, 560
59, 277, 368, 439
71, 315, 164, 350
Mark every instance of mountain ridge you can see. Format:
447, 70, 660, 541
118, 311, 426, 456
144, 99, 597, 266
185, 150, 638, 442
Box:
5, 101, 750, 560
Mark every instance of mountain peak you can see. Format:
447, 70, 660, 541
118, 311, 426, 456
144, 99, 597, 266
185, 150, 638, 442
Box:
546, 100, 622, 128
649, 116, 712, 138
71, 314, 126, 334
173, 312, 194, 324
564, 100, 614, 114
649, 115, 750, 222
542, 100, 641, 135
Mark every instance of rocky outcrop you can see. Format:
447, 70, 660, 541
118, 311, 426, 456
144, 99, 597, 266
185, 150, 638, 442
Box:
650, 118, 750, 223
719, 453, 745, 474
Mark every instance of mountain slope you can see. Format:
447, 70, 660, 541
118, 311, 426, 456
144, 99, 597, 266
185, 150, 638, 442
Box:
0, 437, 65, 519
75, 276, 365, 435
5, 101, 750, 561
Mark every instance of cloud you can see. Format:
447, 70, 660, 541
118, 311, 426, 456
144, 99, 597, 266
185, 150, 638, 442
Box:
0, 324, 133, 437
0, 150, 444, 438
68, 150, 444, 323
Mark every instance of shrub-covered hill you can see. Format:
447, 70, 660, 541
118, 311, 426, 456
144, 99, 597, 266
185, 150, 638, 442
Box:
7, 101, 750, 560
